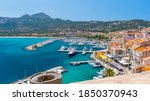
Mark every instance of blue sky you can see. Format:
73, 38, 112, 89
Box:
0, 0, 149, 21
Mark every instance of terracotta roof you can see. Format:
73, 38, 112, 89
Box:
135, 46, 150, 52
127, 40, 135, 43
109, 42, 121, 47
142, 64, 150, 71
127, 38, 147, 43
125, 43, 133, 48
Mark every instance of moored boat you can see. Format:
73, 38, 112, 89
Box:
88, 60, 101, 68
59, 46, 67, 51
82, 47, 87, 55
48, 66, 67, 74
70, 62, 80, 66
78, 42, 84, 46
93, 75, 104, 79
68, 48, 77, 56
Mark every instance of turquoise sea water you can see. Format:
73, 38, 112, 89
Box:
0, 38, 103, 84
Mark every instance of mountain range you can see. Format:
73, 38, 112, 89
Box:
0, 12, 150, 34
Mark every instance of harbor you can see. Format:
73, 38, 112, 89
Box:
1, 34, 149, 84
4, 37, 130, 84
2, 36, 134, 84
21, 38, 109, 83
0, 38, 103, 84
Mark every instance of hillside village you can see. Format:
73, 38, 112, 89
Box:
107, 27, 150, 73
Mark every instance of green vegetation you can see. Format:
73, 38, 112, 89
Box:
83, 34, 110, 41
0, 13, 150, 34
103, 68, 115, 77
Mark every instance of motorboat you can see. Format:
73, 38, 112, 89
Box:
82, 47, 87, 55
93, 62, 101, 68
59, 46, 67, 51
70, 62, 80, 66
69, 42, 76, 46
93, 75, 104, 80
67, 46, 73, 51
89, 48, 93, 52
78, 42, 84, 46
68, 48, 77, 56
97, 70, 104, 75
92, 44, 101, 49
88, 61, 101, 68
49, 66, 67, 74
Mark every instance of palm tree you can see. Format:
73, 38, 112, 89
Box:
103, 68, 115, 77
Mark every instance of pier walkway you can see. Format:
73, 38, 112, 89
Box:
70, 60, 90, 65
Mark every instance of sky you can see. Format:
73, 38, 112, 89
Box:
0, 0, 149, 21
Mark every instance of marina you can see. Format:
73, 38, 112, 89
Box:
0, 38, 103, 84
1, 33, 148, 84
1, 37, 127, 84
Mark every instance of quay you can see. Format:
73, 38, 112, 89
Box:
58, 50, 95, 53
70, 60, 90, 66
25, 38, 59, 51
90, 52, 119, 75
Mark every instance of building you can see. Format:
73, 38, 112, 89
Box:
29, 71, 62, 84
107, 29, 150, 73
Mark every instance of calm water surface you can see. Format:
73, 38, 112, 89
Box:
0, 38, 103, 84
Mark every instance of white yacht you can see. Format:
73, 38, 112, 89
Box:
92, 44, 100, 49
48, 66, 67, 74
78, 42, 84, 46
88, 61, 101, 68
89, 48, 93, 52
59, 46, 67, 51
82, 47, 87, 55
93, 75, 104, 80
68, 48, 77, 56
97, 70, 104, 75
70, 62, 80, 66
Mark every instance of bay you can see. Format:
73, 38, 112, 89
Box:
0, 38, 103, 84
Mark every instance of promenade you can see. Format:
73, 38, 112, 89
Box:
90, 52, 119, 75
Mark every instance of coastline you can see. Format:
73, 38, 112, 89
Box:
74, 71, 150, 84
0, 37, 101, 84
0, 36, 61, 38
90, 52, 119, 75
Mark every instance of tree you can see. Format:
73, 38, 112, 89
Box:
103, 68, 115, 77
